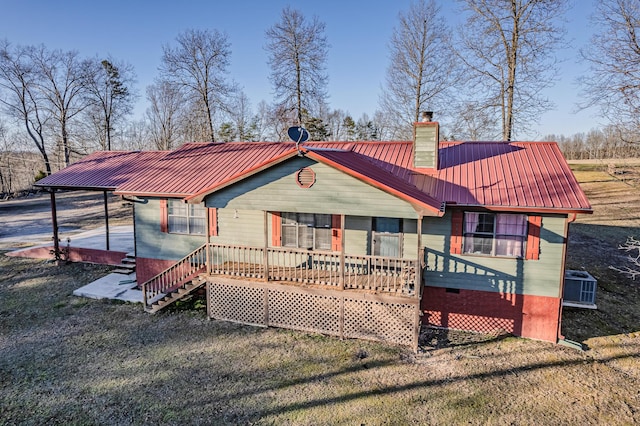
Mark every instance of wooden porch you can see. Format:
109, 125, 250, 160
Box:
140, 243, 422, 349
142, 243, 422, 309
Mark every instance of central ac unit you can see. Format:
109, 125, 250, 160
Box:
563, 270, 597, 309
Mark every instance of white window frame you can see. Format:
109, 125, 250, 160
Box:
167, 199, 206, 235
462, 212, 527, 258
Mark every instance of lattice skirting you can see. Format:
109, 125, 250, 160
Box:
207, 277, 419, 348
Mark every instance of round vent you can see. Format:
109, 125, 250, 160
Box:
295, 167, 316, 188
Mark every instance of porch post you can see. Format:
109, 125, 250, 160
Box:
416, 215, 423, 299
206, 208, 211, 274
50, 189, 60, 259
414, 214, 424, 352
339, 214, 345, 290
264, 210, 269, 282
103, 191, 110, 251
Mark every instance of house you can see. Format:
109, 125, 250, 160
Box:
35, 120, 592, 349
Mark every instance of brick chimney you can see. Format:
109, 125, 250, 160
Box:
413, 111, 439, 170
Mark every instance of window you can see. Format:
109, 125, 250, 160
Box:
372, 217, 403, 257
463, 212, 527, 257
281, 212, 331, 250
167, 199, 206, 235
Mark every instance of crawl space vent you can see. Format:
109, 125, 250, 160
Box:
296, 167, 316, 188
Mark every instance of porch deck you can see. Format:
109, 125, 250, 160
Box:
142, 243, 422, 309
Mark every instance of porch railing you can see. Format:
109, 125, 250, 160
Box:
343, 254, 417, 294
206, 243, 418, 295
142, 244, 208, 308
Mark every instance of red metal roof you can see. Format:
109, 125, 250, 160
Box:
418, 141, 592, 212
38, 138, 591, 214
115, 142, 298, 197
34, 150, 168, 190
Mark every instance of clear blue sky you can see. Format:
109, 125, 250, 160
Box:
1, 0, 600, 140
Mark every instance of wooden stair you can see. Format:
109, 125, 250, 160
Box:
113, 253, 136, 275
145, 276, 207, 314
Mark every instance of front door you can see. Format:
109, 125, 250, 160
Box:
372, 217, 402, 257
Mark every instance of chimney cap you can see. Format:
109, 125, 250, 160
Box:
420, 111, 434, 122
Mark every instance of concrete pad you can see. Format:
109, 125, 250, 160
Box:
5, 225, 134, 254
73, 272, 142, 304
6, 225, 134, 265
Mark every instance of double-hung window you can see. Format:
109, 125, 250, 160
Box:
281, 212, 332, 250
167, 199, 206, 235
463, 212, 527, 257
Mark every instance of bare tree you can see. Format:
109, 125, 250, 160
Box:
456, 0, 568, 141
448, 101, 500, 140
120, 119, 152, 151
265, 6, 329, 127
380, 0, 460, 139
30, 46, 90, 166
0, 120, 12, 195
579, 0, 640, 137
146, 79, 185, 150
610, 237, 640, 280
228, 91, 256, 141
84, 57, 135, 150
160, 29, 234, 142
253, 100, 275, 141
0, 41, 53, 175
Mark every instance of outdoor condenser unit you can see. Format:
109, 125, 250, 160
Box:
563, 270, 597, 309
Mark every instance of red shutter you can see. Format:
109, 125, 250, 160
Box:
271, 212, 281, 247
450, 210, 463, 254
331, 215, 342, 252
526, 215, 542, 260
160, 199, 168, 233
208, 208, 218, 237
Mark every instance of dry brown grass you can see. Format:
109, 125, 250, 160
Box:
1, 259, 639, 424
1, 168, 640, 424
563, 164, 640, 344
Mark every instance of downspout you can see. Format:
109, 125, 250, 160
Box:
556, 213, 584, 351
414, 214, 424, 353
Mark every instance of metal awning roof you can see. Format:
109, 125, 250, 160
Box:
34, 150, 169, 190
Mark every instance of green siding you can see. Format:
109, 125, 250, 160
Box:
344, 216, 371, 255
204, 157, 419, 219
211, 208, 265, 247
402, 219, 418, 259
137, 196, 565, 298
421, 212, 567, 297
135, 198, 206, 261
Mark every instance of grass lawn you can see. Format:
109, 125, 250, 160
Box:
1, 164, 639, 425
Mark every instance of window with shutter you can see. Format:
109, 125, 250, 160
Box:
279, 212, 333, 250
451, 211, 539, 259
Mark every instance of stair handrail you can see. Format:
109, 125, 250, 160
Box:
142, 243, 208, 308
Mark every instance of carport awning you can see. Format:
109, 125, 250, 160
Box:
33, 150, 167, 258
34, 150, 169, 190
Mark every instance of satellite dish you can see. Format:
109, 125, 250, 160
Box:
287, 126, 309, 144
